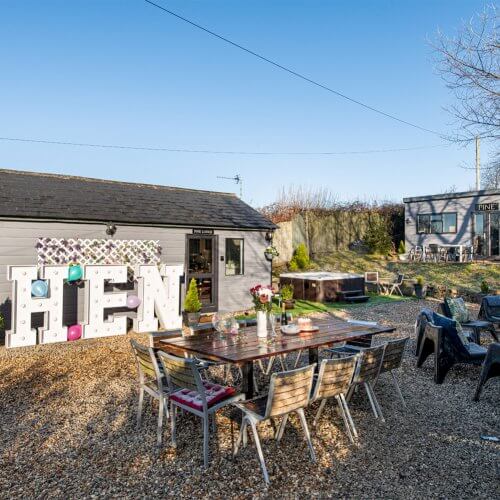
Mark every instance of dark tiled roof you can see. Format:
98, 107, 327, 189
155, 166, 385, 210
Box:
0, 169, 276, 230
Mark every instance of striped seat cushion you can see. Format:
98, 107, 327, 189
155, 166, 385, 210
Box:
170, 381, 236, 411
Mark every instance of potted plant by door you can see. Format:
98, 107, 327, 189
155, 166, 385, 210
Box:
280, 283, 295, 309
183, 278, 202, 326
414, 275, 426, 299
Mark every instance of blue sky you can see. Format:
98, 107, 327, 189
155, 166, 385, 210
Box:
0, 0, 493, 206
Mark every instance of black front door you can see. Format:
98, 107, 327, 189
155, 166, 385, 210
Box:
490, 213, 500, 257
186, 235, 218, 312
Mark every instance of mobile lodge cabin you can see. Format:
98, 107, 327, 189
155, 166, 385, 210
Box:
0, 169, 276, 328
403, 188, 500, 259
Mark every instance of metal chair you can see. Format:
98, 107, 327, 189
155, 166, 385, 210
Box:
130, 339, 170, 447
158, 351, 243, 468
233, 364, 316, 484
375, 337, 409, 408
386, 273, 404, 296
427, 244, 440, 262
346, 345, 386, 422
311, 355, 358, 443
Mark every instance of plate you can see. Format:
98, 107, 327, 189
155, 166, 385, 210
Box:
281, 324, 300, 335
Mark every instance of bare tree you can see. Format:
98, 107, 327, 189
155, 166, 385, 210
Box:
433, 5, 499, 143
481, 153, 500, 187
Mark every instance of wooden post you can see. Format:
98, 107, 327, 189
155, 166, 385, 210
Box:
476, 136, 481, 190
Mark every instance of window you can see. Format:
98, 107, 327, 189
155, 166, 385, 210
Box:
225, 239, 244, 275
417, 213, 457, 234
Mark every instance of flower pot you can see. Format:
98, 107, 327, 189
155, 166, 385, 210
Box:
398, 253, 409, 262
284, 299, 295, 310
414, 284, 427, 300
256, 311, 268, 338
183, 311, 201, 326
264, 252, 274, 262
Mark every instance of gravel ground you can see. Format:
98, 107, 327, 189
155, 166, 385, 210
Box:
0, 299, 498, 499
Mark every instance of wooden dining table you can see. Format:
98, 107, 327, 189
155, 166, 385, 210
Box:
158, 316, 395, 398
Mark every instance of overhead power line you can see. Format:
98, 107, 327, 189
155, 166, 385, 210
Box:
0, 136, 448, 156
144, 0, 442, 137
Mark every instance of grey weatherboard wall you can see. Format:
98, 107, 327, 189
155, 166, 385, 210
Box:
0, 170, 275, 333
404, 190, 499, 249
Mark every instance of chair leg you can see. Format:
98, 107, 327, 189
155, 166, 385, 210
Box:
391, 371, 406, 408
234, 417, 247, 456
136, 387, 144, 428
279, 355, 287, 371
313, 399, 327, 426
276, 413, 288, 442
293, 349, 303, 369
366, 382, 385, 423
248, 420, 270, 484
335, 396, 354, 443
296, 409, 316, 462
203, 415, 210, 468
170, 402, 177, 448
340, 394, 358, 440
157, 396, 164, 447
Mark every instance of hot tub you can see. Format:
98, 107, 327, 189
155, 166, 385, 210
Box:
279, 272, 365, 302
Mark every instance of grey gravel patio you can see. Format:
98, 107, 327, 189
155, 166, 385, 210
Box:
0, 299, 498, 499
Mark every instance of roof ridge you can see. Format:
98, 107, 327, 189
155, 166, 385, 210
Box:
0, 168, 237, 197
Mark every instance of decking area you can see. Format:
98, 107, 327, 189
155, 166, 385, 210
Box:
0, 299, 497, 499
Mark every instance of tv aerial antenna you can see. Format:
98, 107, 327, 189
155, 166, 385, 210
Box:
217, 174, 243, 198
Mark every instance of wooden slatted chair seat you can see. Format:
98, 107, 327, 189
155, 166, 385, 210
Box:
311, 355, 358, 443
233, 364, 316, 485
346, 344, 386, 422
130, 339, 170, 447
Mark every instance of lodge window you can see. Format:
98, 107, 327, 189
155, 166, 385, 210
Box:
225, 238, 244, 275
417, 213, 457, 234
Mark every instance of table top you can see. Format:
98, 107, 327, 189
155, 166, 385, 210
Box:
158, 316, 395, 364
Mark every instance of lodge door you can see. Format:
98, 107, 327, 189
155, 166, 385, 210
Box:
186, 235, 218, 312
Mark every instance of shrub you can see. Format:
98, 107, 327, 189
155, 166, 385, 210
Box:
288, 259, 299, 271
281, 284, 294, 301
480, 279, 490, 294
398, 240, 406, 254
184, 278, 202, 313
289, 243, 310, 270
364, 217, 393, 255
415, 275, 425, 286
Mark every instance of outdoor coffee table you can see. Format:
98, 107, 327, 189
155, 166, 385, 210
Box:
159, 316, 395, 398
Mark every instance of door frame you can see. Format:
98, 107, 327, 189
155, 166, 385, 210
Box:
185, 234, 218, 313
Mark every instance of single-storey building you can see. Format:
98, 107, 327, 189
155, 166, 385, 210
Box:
403, 188, 499, 258
0, 169, 276, 329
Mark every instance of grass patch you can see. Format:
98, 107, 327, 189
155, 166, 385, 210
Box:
237, 293, 412, 319
307, 250, 499, 292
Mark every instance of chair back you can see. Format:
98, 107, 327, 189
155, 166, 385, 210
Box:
346, 333, 373, 349
395, 273, 404, 285
312, 355, 357, 401
265, 364, 316, 418
130, 339, 163, 387
428, 244, 439, 254
352, 345, 385, 384
380, 337, 408, 373
149, 329, 183, 349
157, 351, 203, 394
364, 271, 379, 284
479, 295, 500, 321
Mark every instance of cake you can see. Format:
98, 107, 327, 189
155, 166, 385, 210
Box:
297, 317, 313, 330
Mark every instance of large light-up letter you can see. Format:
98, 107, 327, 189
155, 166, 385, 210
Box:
6, 265, 67, 347
82, 265, 128, 339
133, 264, 183, 332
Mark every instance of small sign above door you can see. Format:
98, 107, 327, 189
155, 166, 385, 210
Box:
475, 203, 499, 212
192, 228, 214, 235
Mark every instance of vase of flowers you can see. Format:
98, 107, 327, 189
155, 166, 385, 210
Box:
250, 284, 273, 338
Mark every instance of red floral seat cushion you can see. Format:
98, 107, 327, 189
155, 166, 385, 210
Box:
170, 381, 236, 411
